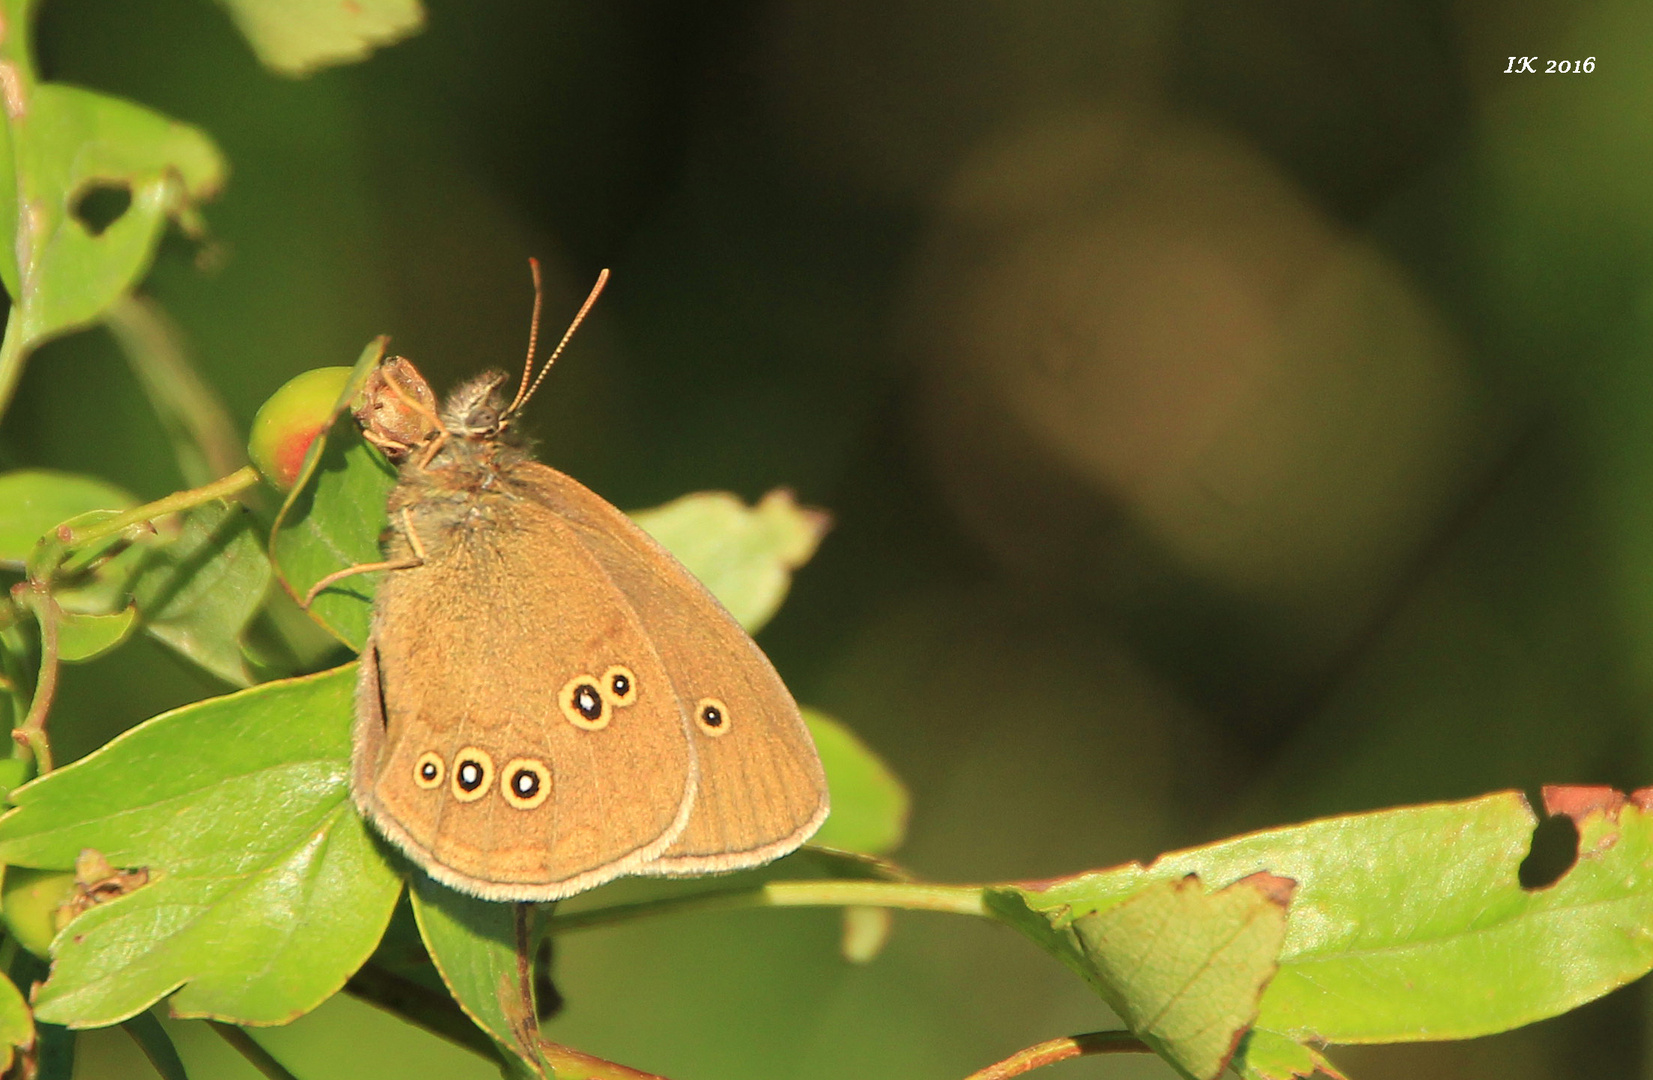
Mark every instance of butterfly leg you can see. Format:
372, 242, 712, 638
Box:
301, 508, 428, 607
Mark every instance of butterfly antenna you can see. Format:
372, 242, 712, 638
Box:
508, 257, 547, 416
510, 267, 610, 416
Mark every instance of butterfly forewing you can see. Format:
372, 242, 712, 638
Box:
355, 495, 698, 901
511, 462, 830, 874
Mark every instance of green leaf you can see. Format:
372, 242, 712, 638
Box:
0, 470, 135, 565
0, 665, 402, 1027
998, 788, 1653, 1070
214, 0, 426, 77
1231, 1029, 1345, 1080
131, 501, 272, 686
54, 605, 137, 662
632, 489, 830, 633
993, 874, 1292, 1080
0, 970, 33, 1074
804, 708, 908, 856
270, 339, 395, 651
0, 78, 224, 351
409, 877, 544, 1076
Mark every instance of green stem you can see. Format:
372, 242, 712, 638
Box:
546, 879, 987, 935
961, 1031, 1150, 1080
0, 303, 27, 424
206, 1022, 301, 1080
12, 584, 55, 773
64, 466, 260, 550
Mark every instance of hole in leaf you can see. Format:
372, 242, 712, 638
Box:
72, 182, 133, 236
1519, 812, 1580, 889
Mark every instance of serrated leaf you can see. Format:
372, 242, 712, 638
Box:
132, 501, 271, 685
632, 489, 829, 633
410, 876, 544, 1075
215, 0, 425, 77
999, 788, 1653, 1072
0, 470, 135, 565
269, 339, 395, 651
0, 665, 402, 1027
804, 708, 908, 855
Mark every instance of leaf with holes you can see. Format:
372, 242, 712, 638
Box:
804, 708, 908, 856
409, 874, 544, 1076
0, 665, 402, 1027
995, 787, 1653, 1078
215, 0, 426, 77
0, 22, 223, 357
632, 489, 830, 633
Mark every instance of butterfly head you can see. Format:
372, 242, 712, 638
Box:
441, 370, 518, 443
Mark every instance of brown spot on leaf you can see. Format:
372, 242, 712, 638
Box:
1631, 787, 1653, 811
1542, 784, 1626, 822
1233, 870, 1297, 908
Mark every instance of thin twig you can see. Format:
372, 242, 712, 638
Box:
63, 466, 260, 551
206, 1023, 301, 1080
961, 1031, 1150, 1080
545, 879, 987, 935
12, 583, 57, 773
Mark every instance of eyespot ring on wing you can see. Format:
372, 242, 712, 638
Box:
450, 747, 495, 801
601, 664, 638, 708
695, 697, 731, 737
501, 758, 552, 810
414, 751, 445, 789
559, 675, 609, 730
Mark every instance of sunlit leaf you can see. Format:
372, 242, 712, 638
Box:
632, 489, 830, 633
0, 42, 223, 354
804, 708, 908, 855
0, 665, 401, 1027
0, 970, 31, 1074
997, 788, 1653, 1072
409, 876, 544, 1076
214, 0, 426, 77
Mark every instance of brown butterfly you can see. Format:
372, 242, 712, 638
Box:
310, 263, 829, 900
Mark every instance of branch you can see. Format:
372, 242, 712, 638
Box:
961, 1031, 1151, 1080
545, 879, 986, 935
206, 1022, 302, 1080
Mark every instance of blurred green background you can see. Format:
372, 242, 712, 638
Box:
3, 0, 1651, 1077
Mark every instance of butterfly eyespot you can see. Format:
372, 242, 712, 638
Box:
501, 758, 552, 810
602, 664, 638, 707
413, 751, 444, 789
559, 676, 608, 730
450, 747, 495, 802
695, 697, 731, 737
